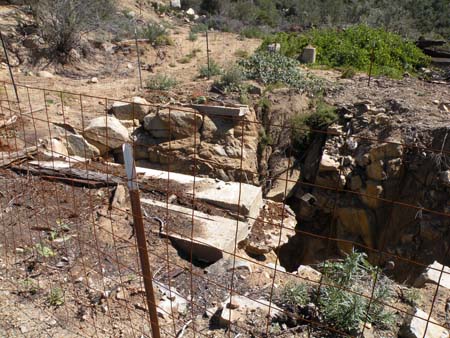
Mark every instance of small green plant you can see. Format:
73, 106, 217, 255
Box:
279, 281, 310, 307
402, 288, 421, 306
191, 23, 208, 34
20, 278, 39, 295
178, 49, 201, 64
341, 67, 356, 79
239, 92, 249, 105
146, 74, 177, 90
47, 287, 65, 306
318, 251, 396, 334
142, 22, 172, 46
234, 49, 249, 58
240, 26, 266, 39
35, 243, 56, 258
291, 101, 337, 151
188, 31, 198, 41
214, 66, 245, 92
198, 59, 221, 78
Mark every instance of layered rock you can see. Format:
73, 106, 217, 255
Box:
288, 100, 450, 277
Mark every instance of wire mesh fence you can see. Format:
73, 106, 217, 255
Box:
0, 80, 449, 338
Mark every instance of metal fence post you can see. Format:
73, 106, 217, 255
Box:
0, 31, 20, 103
123, 143, 161, 338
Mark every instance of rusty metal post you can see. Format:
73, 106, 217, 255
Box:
205, 23, 211, 79
0, 30, 19, 103
123, 144, 161, 338
134, 25, 143, 89
368, 45, 375, 87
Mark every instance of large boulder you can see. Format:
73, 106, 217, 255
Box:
143, 108, 202, 139
369, 142, 403, 162
83, 116, 130, 152
110, 97, 152, 122
65, 134, 100, 158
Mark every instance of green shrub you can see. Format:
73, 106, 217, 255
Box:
215, 66, 245, 92
142, 22, 172, 46
35, 243, 56, 258
276, 252, 396, 335
239, 52, 324, 93
146, 74, 177, 90
260, 25, 431, 77
188, 31, 198, 41
240, 26, 266, 39
234, 49, 249, 59
47, 287, 65, 306
318, 251, 396, 333
291, 101, 337, 151
191, 23, 208, 34
341, 67, 356, 79
198, 59, 221, 78
402, 288, 421, 306
278, 281, 310, 307
178, 49, 200, 64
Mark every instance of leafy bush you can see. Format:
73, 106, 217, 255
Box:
291, 101, 337, 151
141, 22, 172, 46
198, 59, 221, 78
27, 0, 116, 59
260, 25, 430, 77
239, 52, 324, 92
146, 74, 177, 90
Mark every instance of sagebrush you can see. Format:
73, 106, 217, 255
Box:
27, 0, 116, 59
276, 251, 396, 335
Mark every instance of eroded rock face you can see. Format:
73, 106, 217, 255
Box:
138, 106, 259, 184
287, 100, 450, 277
144, 108, 203, 139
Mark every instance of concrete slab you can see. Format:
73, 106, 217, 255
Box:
136, 166, 263, 221
141, 199, 251, 263
191, 104, 249, 117
195, 180, 263, 221
414, 261, 450, 289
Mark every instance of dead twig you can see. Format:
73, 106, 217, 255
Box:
175, 319, 193, 338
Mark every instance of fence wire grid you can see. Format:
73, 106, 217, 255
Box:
0, 80, 449, 338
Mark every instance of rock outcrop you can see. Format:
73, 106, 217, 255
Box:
288, 100, 450, 278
